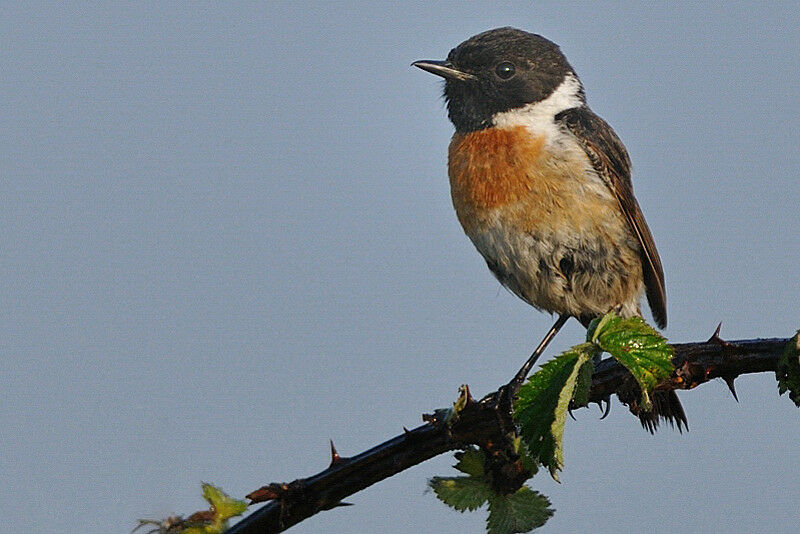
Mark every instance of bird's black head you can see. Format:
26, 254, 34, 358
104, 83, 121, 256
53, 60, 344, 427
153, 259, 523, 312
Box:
413, 27, 582, 133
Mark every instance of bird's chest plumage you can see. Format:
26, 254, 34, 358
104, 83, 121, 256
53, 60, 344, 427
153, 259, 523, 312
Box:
447, 125, 642, 317
448, 125, 612, 233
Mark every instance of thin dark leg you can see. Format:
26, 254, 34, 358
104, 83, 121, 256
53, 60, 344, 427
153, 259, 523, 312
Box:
508, 314, 570, 393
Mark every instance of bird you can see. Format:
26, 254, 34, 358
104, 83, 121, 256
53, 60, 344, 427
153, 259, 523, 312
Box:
413, 27, 685, 432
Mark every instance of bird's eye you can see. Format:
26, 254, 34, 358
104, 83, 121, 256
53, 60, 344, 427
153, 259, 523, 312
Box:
495, 61, 516, 79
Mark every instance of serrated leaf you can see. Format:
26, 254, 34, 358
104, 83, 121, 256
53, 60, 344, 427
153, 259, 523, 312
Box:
486, 486, 553, 534
586, 314, 612, 342
777, 331, 800, 406
571, 359, 594, 409
454, 447, 485, 477
429, 476, 493, 512
514, 344, 593, 479
591, 313, 673, 411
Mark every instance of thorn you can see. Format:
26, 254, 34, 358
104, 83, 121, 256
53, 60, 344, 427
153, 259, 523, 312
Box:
707, 322, 732, 347
329, 439, 342, 466
568, 408, 576, 421
402, 426, 410, 433
710, 322, 722, 340
599, 397, 612, 420
321, 499, 355, 511
723, 376, 739, 402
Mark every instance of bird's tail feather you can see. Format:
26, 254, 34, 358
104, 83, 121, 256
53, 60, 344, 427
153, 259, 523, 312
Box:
637, 390, 687, 433
618, 387, 688, 433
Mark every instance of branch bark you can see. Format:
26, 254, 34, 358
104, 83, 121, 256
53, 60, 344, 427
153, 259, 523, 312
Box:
225, 335, 789, 534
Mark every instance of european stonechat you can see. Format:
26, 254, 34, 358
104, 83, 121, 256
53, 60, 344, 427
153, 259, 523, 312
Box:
414, 27, 685, 431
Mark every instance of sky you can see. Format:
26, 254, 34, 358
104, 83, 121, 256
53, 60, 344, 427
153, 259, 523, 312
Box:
2, 2, 799, 533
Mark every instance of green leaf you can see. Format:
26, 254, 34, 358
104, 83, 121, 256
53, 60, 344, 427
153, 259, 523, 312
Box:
181, 483, 248, 534
514, 344, 594, 479
586, 313, 613, 341
590, 313, 673, 411
183, 526, 213, 534
431, 448, 551, 532
777, 331, 800, 406
454, 446, 485, 477
429, 476, 493, 512
203, 483, 247, 522
453, 384, 472, 414
571, 359, 594, 409
134, 484, 248, 534
511, 436, 538, 477
487, 486, 553, 534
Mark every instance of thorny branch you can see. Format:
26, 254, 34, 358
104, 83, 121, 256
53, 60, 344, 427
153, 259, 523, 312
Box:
225, 335, 790, 534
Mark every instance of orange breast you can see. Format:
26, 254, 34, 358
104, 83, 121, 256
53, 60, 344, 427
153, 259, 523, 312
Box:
448, 126, 546, 211
448, 125, 616, 236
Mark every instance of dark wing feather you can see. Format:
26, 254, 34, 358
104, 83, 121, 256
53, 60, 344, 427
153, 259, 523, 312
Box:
555, 107, 667, 328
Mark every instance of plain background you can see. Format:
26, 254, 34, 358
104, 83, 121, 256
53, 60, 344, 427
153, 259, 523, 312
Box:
2, 2, 799, 533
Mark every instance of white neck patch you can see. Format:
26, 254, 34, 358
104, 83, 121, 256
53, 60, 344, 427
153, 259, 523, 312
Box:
491, 73, 584, 135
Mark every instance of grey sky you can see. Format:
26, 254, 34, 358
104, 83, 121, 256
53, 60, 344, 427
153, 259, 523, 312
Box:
2, 2, 799, 533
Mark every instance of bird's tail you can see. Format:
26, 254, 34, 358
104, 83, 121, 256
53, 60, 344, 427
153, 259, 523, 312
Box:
640, 390, 687, 433
620, 388, 688, 433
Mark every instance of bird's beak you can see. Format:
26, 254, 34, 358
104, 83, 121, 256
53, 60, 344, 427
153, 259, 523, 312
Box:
412, 60, 476, 82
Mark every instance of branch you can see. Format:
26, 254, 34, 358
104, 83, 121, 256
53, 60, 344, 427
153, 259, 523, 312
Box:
225, 335, 789, 534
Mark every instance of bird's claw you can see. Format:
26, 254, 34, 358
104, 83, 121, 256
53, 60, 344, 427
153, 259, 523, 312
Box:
597, 396, 612, 419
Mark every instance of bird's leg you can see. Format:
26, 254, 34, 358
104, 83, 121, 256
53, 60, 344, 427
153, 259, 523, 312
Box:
506, 314, 570, 397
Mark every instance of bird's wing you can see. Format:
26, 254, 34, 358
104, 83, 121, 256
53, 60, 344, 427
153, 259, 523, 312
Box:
555, 106, 667, 328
